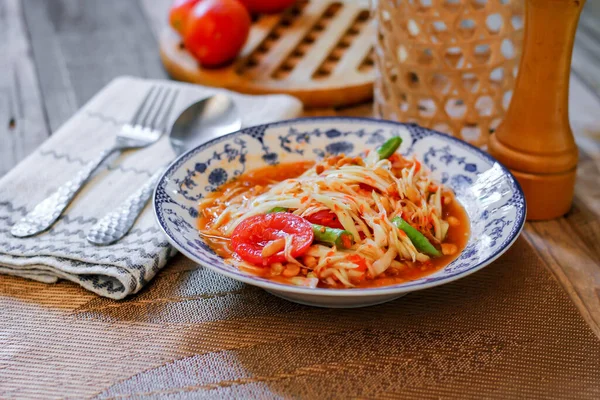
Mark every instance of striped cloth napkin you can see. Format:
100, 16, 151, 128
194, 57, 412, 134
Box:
0, 76, 302, 299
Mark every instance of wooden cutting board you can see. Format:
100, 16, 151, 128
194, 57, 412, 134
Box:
159, 0, 375, 108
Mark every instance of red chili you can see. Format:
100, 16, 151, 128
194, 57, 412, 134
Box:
347, 254, 368, 272
414, 160, 421, 173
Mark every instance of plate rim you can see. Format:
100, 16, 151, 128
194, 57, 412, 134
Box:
153, 116, 527, 297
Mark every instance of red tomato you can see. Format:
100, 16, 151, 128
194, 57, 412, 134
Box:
238, 0, 297, 14
183, 0, 251, 67
231, 213, 314, 266
169, 0, 201, 35
305, 210, 344, 229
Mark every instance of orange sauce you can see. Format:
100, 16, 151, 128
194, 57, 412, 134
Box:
199, 162, 470, 288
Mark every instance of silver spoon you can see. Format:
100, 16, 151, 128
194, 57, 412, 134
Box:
86, 94, 242, 245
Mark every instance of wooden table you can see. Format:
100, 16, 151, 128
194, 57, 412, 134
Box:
1, 0, 600, 340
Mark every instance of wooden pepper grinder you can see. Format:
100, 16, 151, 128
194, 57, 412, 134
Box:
488, 0, 585, 220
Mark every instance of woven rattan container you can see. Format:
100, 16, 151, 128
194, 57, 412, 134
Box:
373, 0, 524, 148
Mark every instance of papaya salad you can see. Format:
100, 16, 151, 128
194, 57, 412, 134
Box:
198, 137, 469, 289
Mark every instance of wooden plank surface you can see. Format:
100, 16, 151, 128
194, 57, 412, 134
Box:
139, 0, 171, 39
0, 0, 49, 176
22, 0, 168, 131
573, 0, 600, 96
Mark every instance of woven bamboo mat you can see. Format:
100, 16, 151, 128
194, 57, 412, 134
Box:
1, 236, 599, 399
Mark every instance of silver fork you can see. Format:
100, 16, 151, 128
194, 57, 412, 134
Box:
11, 86, 179, 238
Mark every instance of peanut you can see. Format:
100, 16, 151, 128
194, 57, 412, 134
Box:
441, 243, 458, 256
302, 255, 318, 269
443, 191, 453, 205
327, 155, 344, 166
447, 216, 460, 227
270, 263, 284, 275
282, 264, 301, 277
336, 156, 355, 167
352, 157, 365, 166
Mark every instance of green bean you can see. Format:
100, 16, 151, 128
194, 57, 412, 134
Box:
376, 136, 403, 160
312, 224, 354, 249
267, 207, 288, 214
391, 216, 441, 257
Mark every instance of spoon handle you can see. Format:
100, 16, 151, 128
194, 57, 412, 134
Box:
86, 168, 165, 245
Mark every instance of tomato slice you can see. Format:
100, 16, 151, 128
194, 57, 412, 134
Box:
304, 210, 344, 229
231, 213, 314, 266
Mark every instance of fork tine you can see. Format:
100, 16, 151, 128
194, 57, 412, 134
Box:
141, 87, 169, 129
135, 86, 165, 127
152, 89, 179, 132
130, 86, 157, 125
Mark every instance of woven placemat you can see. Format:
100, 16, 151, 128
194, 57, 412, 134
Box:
1, 236, 599, 399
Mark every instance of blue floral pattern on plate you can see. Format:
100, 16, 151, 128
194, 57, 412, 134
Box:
154, 117, 526, 307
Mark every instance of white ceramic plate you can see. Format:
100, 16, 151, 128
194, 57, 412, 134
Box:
154, 117, 526, 307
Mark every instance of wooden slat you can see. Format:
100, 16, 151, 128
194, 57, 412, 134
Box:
334, 14, 374, 76
288, 5, 360, 81
138, 0, 172, 38
0, 0, 49, 177
572, 1, 600, 96
250, 1, 333, 79
22, 0, 168, 131
522, 73, 600, 338
20, 0, 77, 132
